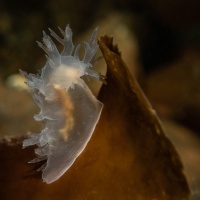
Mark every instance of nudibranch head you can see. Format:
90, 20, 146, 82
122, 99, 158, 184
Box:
23, 25, 104, 98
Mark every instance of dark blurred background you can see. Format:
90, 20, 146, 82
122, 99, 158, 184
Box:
0, 0, 200, 77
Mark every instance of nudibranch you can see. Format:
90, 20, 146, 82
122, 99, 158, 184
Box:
20, 25, 104, 184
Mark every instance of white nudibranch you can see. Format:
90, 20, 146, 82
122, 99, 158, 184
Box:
20, 25, 105, 184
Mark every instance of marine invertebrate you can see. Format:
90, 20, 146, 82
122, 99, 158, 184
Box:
20, 25, 104, 184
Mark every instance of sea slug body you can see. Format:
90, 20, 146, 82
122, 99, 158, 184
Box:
20, 25, 104, 184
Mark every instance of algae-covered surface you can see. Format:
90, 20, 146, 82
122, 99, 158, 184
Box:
0, 36, 190, 199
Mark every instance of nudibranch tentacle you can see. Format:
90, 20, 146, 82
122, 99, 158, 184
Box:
20, 25, 104, 184
49, 25, 74, 56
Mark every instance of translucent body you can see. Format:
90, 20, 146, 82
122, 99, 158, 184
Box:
20, 25, 103, 184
